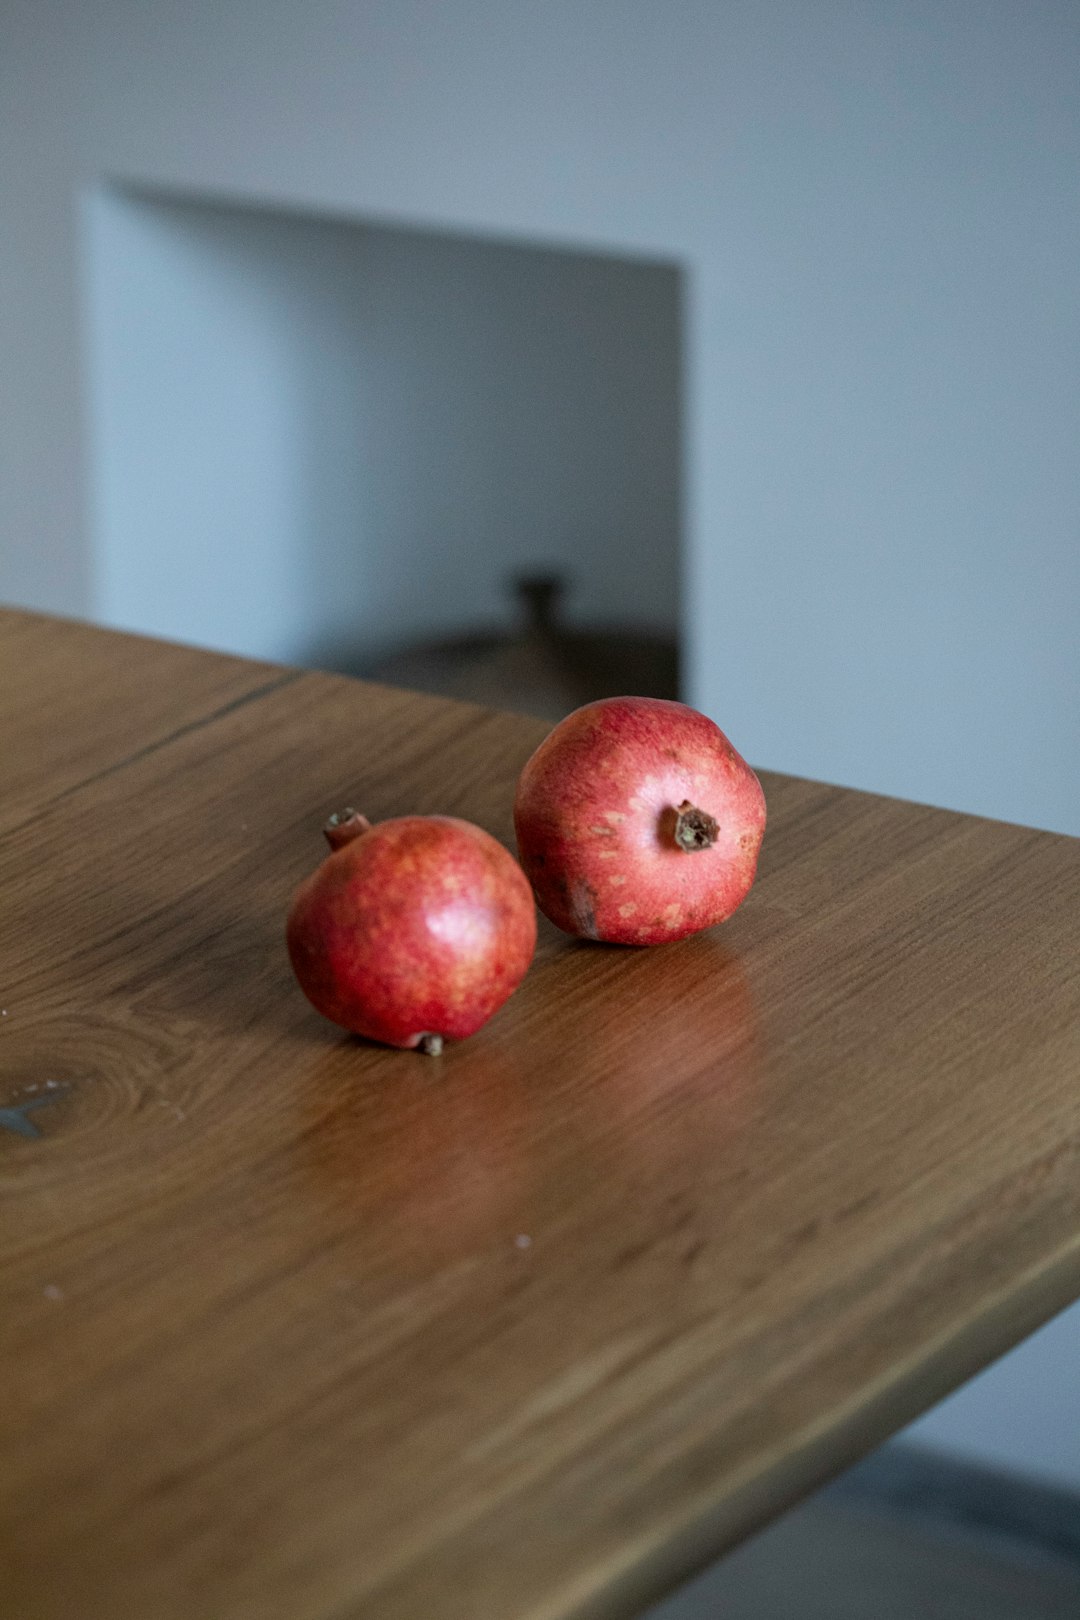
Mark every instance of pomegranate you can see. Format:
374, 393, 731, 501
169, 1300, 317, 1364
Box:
513, 696, 765, 946
286, 810, 536, 1051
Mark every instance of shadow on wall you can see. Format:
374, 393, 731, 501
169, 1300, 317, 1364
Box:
82, 184, 683, 700
360, 571, 679, 718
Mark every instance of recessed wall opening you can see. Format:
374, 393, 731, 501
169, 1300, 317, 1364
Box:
83, 186, 684, 717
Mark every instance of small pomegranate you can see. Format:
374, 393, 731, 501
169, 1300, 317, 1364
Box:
514, 696, 766, 946
286, 810, 536, 1051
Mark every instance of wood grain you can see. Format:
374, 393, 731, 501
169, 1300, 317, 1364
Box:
1, 607, 1079, 1620
0, 607, 294, 838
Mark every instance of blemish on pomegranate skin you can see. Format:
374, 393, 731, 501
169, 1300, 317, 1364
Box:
589, 825, 616, 837
618, 903, 638, 918
609, 874, 627, 886
570, 881, 599, 939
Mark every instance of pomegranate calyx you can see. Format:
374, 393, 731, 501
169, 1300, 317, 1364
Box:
417, 1033, 444, 1057
323, 808, 373, 851
673, 801, 719, 852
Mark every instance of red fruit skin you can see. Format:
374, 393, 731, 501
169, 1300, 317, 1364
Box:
513, 696, 766, 946
286, 816, 537, 1048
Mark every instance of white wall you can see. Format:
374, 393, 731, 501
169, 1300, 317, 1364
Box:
85, 188, 681, 664
4, 0, 1080, 1485
84, 192, 308, 662
6, 0, 1078, 831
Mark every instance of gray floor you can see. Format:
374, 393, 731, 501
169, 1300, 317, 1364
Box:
644, 1447, 1080, 1620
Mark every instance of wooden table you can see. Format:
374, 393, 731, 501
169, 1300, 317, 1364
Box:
2, 606, 1079, 1620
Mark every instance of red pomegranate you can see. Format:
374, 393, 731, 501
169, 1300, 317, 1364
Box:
514, 696, 766, 946
287, 810, 536, 1051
